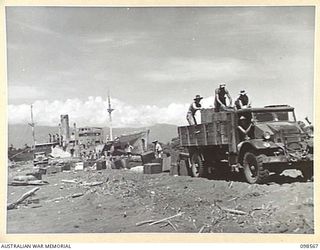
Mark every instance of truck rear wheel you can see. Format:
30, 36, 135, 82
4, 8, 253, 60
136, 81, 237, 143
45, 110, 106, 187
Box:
190, 151, 206, 177
243, 153, 269, 184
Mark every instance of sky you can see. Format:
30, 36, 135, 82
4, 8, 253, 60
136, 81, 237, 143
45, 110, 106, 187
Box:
6, 6, 315, 127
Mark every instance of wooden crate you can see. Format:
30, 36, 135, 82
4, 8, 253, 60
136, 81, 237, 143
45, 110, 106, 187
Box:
141, 151, 155, 164
201, 109, 214, 123
201, 109, 230, 123
96, 161, 106, 170
143, 163, 162, 174
162, 156, 171, 172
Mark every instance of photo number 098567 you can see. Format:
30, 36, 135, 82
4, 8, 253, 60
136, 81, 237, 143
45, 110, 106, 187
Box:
300, 244, 319, 248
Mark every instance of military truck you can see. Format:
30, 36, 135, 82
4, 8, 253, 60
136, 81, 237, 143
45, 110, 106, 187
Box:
178, 105, 313, 184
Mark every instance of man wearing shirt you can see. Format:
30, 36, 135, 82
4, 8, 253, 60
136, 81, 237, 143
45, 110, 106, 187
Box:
214, 83, 232, 112
152, 140, 163, 158
186, 94, 203, 125
235, 90, 251, 110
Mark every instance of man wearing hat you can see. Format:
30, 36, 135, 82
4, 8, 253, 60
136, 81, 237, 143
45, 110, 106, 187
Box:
238, 116, 253, 141
235, 90, 251, 110
186, 94, 203, 125
214, 83, 232, 112
152, 140, 163, 158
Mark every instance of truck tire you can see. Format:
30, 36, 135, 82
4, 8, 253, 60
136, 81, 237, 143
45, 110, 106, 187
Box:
243, 153, 269, 184
190, 151, 206, 178
301, 167, 313, 182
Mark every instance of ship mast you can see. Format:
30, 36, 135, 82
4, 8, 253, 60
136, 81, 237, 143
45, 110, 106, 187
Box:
107, 90, 115, 141
28, 104, 36, 147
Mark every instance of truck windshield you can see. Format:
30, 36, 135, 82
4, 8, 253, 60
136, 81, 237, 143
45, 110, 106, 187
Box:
253, 111, 295, 122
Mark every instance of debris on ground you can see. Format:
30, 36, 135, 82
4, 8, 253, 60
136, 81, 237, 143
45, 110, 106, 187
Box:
6, 161, 314, 234
7, 187, 40, 210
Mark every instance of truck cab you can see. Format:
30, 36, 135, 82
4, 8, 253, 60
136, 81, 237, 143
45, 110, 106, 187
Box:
178, 105, 313, 184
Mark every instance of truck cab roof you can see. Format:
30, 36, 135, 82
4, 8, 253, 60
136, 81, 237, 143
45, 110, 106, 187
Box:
236, 105, 294, 114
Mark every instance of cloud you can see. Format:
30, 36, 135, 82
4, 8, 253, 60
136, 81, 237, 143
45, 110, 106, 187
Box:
85, 32, 145, 46
9, 85, 47, 101
8, 93, 313, 129
143, 58, 249, 82
8, 96, 218, 127
8, 19, 58, 36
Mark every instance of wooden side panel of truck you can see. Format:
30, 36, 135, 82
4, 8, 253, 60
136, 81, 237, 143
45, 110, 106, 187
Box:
178, 109, 238, 153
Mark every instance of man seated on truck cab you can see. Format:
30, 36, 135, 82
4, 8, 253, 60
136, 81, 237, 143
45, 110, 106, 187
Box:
238, 116, 253, 141
235, 90, 251, 110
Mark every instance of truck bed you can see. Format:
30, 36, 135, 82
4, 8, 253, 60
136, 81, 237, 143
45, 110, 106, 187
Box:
178, 110, 237, 150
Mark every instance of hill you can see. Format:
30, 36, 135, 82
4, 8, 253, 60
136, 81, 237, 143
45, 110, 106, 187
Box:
8, 123, 178, 148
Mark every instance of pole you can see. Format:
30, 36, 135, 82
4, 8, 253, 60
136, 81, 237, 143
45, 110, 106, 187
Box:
28, 105, 36, 147
109, 112, 113, 141
107, 90, 115, 141
58, 123, 61, 146
73, 122, 77, 145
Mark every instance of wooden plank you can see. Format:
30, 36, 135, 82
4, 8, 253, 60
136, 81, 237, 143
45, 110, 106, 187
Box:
212, 113, 218, 122
194, 125, 199, 146
178, 127, 182, 147
216, 121, 221, 144
221, 120, 228, 144
190, 126, 197, 145
203, 123, 208, 145
186, 126, 190, 146
213, 122, 218, 144
229, 112, 237, 153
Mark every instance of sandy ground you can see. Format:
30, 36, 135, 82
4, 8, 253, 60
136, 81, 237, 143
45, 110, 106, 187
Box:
6, 162, 314, 234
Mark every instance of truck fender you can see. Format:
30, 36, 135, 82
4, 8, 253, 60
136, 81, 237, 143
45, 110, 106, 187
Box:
237, 139, 280, 164
238, 139, 280, 152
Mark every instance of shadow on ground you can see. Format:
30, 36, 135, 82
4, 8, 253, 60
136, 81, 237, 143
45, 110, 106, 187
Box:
206, 170, 309, 185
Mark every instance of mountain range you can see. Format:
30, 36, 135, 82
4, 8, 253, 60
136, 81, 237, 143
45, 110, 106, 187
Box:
8, 123, 179, 148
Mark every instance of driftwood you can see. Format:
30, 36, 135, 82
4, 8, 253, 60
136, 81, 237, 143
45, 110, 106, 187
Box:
149, 212, 185, 226
136, 212, 184, 229
7, 187, 40, 210
82, 181, 104, 187
61, 179, 78, 184
136, 219, 178, 231
198, 225, 208, 233
71, 193, 84, 198
221, 207, 247, 215
9, 180, 48, 186
135, 220, 155, 226
227, 197, 238, 202
213, 201, 247, 216
167, 220, 178, 231
159, 222, 169, 228
45, 196, 65, 203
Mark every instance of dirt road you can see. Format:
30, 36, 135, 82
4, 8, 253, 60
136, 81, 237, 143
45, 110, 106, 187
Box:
7, 163, 314, 234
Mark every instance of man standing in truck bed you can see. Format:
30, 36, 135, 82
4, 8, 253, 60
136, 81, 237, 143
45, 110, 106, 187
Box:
186, 94, 203, 125
214, 83, 232, 112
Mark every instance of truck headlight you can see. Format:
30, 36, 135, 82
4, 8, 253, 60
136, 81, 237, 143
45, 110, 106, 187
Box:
263, 131, 271, 140
263, 142, 271, 148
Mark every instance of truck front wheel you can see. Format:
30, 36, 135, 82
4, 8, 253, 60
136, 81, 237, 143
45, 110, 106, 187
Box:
190, 151, 206, 178
243, 153, 269, 184
301, 167, 313, 182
